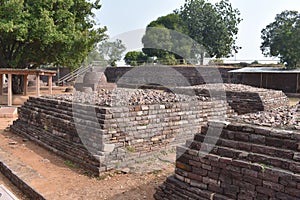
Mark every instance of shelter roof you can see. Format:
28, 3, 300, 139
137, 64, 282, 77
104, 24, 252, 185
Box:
229, 67, 300, 74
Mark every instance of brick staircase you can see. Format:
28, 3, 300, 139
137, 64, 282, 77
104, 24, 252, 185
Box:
155, 121, 300, 200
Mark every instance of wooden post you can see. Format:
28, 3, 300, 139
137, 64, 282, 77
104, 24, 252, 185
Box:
48, 76, 53, 95
23, 75, 28, 96
0, 74, 3, 95
8, 74, 12, 106
36, 73, 40, 96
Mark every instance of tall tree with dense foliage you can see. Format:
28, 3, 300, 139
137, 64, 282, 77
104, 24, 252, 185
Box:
142, 0, 241, 65
0, 0, 106, 69
178, 0, 242, 64
261, 10, 300, 69
142, 14, 190, 65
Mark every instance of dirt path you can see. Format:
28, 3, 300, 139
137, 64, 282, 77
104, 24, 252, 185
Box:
0, 117, 175, 200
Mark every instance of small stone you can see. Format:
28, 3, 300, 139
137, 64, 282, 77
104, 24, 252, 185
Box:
8, 141, 17, 145
41, 159, 50, 163
120, 168, 130, 174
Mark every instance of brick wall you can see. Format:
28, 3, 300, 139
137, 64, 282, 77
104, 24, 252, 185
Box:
10, 96, 234, 174
104, 66, 238, 86
155, 121, 300, 200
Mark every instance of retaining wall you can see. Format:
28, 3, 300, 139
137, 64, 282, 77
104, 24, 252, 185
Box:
155, 122, 300, 200
11, 96, 234, 174
188, 84, 289, 114
104, 66, 238, 86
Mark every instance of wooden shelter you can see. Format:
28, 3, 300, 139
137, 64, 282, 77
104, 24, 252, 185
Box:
0, 69, 56, 106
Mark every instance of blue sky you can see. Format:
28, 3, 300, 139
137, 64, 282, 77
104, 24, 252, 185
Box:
96, 0, 300, 62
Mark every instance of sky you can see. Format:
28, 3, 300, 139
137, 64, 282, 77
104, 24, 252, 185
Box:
95, 0, 300, 62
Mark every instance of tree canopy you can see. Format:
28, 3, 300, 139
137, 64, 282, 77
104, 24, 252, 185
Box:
0, 0, 106, 69
142, 14, 193, 65
124, 51, 148, 66
261, 10, 300, 69
98, 39, 126, 66
178, 0, 242, 59
142, 0, 242, 65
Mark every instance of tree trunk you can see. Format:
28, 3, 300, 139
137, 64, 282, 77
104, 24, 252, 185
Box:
12, 75, 24, 94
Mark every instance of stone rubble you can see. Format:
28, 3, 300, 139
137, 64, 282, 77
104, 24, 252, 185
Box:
236, 103, 300, 129
44, 88, 209, 107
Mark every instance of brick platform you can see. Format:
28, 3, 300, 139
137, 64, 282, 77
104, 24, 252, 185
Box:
0, 107, 17, 118
10, 95, 234, 174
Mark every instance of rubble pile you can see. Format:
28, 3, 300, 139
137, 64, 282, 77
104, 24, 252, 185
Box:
44, 88, 209, 107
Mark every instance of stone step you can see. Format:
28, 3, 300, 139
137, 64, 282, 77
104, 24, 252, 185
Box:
193, 134, 296, 162
155, 176, 232, 200
174, 145, 300, 199
186, 139, 299, 173
199, 123, 299, 151
0, 148, 45, 200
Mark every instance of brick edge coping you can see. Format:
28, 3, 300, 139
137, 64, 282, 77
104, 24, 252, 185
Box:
0, 150, 46, 200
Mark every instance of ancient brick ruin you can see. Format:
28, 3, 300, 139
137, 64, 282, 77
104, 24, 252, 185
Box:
189, 84, 289, 114
10, 83, 289, 175
155, 121, 300, 200
10, 89, 233, 173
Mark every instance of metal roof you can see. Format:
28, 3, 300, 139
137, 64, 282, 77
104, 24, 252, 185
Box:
229, 67, 300, 74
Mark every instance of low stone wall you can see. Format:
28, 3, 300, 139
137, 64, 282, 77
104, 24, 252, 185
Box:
10, 93, 234, 174
185, 84, 289, 114
155, 121, 300, 200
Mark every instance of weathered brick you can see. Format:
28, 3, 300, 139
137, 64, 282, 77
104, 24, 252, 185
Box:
285, 188, 300, 198
263, 180, 284, 192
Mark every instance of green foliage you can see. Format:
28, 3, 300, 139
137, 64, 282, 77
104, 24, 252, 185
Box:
83, 46, 107, 66
0, 0, 106, 69
208, 58, 224, 65
147, 13, 185, 32
98, 39, 126, 67
251, 60, 259, 64
179, 0, 242, 60
261, 10, 300, 69
126, 146, 135, 153
142, 0, 241, 65
64, 160, 77, 168
142, 26, 173, 58
157, 53, 178, 65
142, 14, 194, 65
124, 51, 148, 66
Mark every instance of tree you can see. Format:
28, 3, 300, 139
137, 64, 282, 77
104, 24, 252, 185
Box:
261, 10, 300, 69
178, 0, 242, 64
98, 39, 126, 66
83, 47, 108, 66
0, 0, 107, 69
142, 14, 189, 65
124, 51, 148, 66
142, 0, 241, 65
